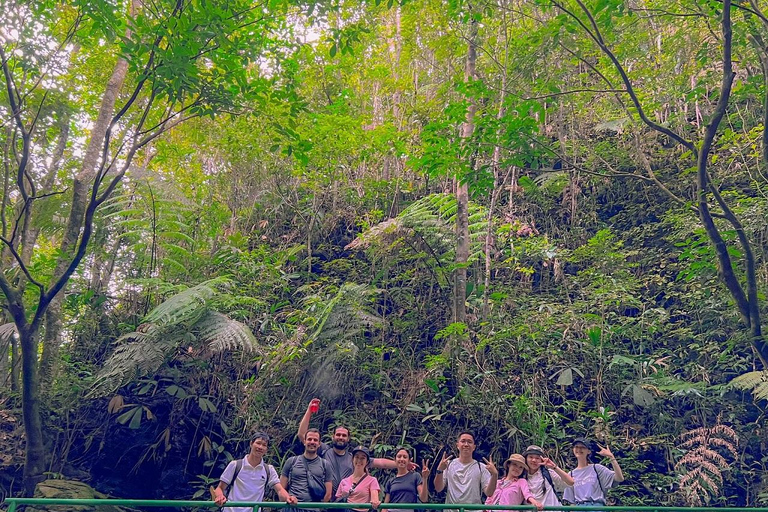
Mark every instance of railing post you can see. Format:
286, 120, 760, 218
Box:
7, 501, 17, 512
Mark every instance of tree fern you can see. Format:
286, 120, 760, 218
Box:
305, 283, 380, 344
88, 280, 256, 398
729, 370, 768, 401
197, 311, 258, 352
348, 193, 489, 265
143, 279, 224, 326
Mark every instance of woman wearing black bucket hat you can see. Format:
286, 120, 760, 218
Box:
523, 445, 573, 507
563, 438, 624, 508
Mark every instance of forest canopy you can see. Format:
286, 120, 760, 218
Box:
2, 0, 768, 506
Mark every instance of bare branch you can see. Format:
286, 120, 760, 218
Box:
0, 235, 44, 292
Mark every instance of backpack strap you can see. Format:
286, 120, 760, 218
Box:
226, 458, 245, 497
477, 460, 484, 498
592, 464, 606, 499
540, 466, 555, 491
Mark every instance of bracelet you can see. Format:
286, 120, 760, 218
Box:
436, 470, 444, 474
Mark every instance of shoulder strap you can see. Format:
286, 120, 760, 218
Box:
226, 458, 244, 497
477, 460, 483, 497
350, 474, 368, 492
540, 466, 555, 490
593, 464, 606, 497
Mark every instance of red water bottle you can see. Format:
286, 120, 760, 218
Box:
309, 398, 320, 414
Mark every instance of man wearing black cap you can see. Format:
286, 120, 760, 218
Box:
523, 445, 573, 507
213, 432, 296, 512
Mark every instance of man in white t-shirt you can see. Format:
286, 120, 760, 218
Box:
523, 445, 573, 507
213, 432, 296, 512
433, 431, 498, 511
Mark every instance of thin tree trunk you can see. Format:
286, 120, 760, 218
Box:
454, 19, 478, 325
39, 35, 130, 388
483, 14, 510, 321
11, 331, 20, 392
23, 5, 133, 492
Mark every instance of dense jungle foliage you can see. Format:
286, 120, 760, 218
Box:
3, 0, 768, 507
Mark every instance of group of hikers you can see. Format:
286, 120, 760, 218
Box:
211, 399, 625, 512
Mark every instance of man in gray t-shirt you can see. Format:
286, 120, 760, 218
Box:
297, 399, 407, 495
281, 429, 332, 511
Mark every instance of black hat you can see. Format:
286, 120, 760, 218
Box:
572, 437, 591, 448
351, 445, 371, 461
523, 445, 546, 457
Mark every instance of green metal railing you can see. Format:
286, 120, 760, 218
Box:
4, 500, 768, 512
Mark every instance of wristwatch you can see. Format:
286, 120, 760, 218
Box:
436, 470, 444, 474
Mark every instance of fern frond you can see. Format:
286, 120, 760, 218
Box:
197, 311, 258, 353
144, 278, 228, 326
348, 193, 490, 266
674, 424, 737, 506
0, 322, 17, 342
308, 283, 380, 344
730, 371, 768, 400
88, 332, 179, 398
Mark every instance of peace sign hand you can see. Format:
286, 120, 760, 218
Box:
482, 457, 498, 477
437, 453, 452, 471
422, 460, 431, 477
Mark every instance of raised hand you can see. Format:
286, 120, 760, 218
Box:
307, 398, 321, 415
542, 457, 556, 469
482, 457, 498, 477
595, 443, 615, 459
422, 460, 431, 477
437, 452, 452, 471
407, 461, 419, 472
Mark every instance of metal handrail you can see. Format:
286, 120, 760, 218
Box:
4, 500, 768, 512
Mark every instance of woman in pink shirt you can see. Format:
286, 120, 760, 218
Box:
336, 446, 381, 512
485, 454, 543, 512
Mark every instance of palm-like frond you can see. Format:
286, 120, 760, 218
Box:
88, 279, 257, 397
143, 278, 226, 327
347, 193, 489, 264
308, 283, 380, 343
88, 331, 179, 398
197, 311, 258, 353
730, 371, 768, 400
0, 323, 17, 342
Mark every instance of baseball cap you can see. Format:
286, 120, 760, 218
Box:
351, 445, 371, 461
572, 437, 592, 449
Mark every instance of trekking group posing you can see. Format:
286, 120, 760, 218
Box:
212, 399, 625, 512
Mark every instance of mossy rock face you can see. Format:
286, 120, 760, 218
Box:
28, 479, 138, 512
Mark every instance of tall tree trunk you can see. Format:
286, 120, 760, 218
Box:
454, 19, 478, 325
38, 42, 130, 389
20, 324, 46, 494
23, 15, 131, 492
